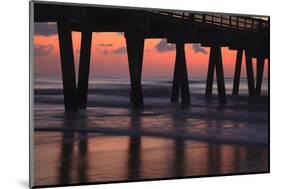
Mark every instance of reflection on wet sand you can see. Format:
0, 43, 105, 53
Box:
34, 110, 268, 186
57, 115, 90, 185
171, 110, 186, 177
127, 110, 142, 180
206, 119, 222, 175
58, 131, 74, 184
78, 130, 89, 183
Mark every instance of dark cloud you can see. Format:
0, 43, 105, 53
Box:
97, 43, 113, 47
34, 23, 57, 36
34, 44, 54, 56
112, 47, 127, 54
96, 46, 127, 55
97, 48, 110, 55
155, 39, 175, 53
192, 44, 207, 54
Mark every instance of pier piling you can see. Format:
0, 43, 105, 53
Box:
215, 45, 227, 103
205, 45, 226, 103
126, 32, 145, 107
78, 30, 92, 109
245, 49, 255, 96
232, 49, 243, 95
205, 46, 215, 98
57, 21, 78, 112
171, 41, 190, 105
256, 55, 265, 95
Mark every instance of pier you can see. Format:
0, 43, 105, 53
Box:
34, 2, 269, 112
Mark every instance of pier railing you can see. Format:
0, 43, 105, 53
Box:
153, 11, 268, 32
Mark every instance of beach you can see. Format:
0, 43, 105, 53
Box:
33, 75, 269, 186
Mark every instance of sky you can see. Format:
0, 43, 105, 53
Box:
34, 22, 268, 79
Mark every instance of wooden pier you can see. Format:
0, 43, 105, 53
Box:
34, 2, 269, 112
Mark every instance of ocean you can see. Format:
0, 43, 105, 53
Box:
33, 75, 269, 186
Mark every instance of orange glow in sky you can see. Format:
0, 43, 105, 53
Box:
34, 24, 268, 79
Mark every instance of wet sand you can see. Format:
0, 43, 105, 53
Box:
34, 132, 268, 186
33, 77, 269, 187
33, 97, 269, 187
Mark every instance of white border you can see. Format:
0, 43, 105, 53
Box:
1, 0, 280, 189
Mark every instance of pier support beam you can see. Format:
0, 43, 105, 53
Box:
205, 46, 215, 98
78, 30, 92, 109
205, 45, 226, 103
171, 41, 190, 105
245, 49, 255, 96
232, 49, 243, 95
57, 21, 78, 112
125, 32, 144, 107
215, 45, 227, 103
256, 55, 265, 95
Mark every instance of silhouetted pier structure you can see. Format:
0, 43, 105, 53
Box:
33, 2, 269, 112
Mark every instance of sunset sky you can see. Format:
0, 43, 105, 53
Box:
34, 23, 268, 79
